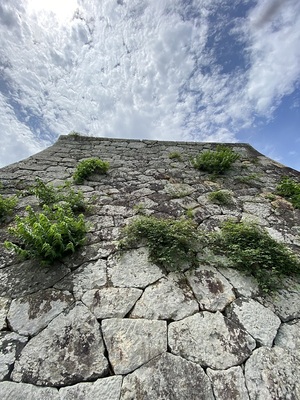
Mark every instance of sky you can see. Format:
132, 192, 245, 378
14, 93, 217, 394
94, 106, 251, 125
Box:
0, 0, 299, 170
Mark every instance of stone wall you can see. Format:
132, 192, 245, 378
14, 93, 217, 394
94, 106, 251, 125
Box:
0, 135, 299, 399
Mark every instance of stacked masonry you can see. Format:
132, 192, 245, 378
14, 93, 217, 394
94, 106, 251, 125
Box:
0, 135, 299, 399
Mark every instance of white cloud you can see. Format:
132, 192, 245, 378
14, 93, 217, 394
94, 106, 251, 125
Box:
0, 0, 299, 167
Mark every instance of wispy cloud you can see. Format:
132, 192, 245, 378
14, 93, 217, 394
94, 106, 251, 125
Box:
0, 0, 299, 167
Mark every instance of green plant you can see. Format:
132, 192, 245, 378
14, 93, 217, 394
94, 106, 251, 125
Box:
208, 190, 233, 205
68, 131, 82, 137
185, 208, 194, 219
191, 145, 240, 174
276, 177, 300, 209
120, 216, 200, 271
212, 220, 300, 293
30, 179, 87, 212
133, 203, 146, 215
73, 158, 110, 184
5, 205, 87, 263
169, 151, 182, 161
0, 194, 18, 221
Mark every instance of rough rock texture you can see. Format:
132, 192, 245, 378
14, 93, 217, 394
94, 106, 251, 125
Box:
120, 353, 214, 400
207, 366, 250, 400
225, 297, 281, 346
245, 346, 300, 400
102, 318, 167, 374
7, 289, 74, 336
168, 312, 256, 369
130, 273, 199, 320
0, 136, 299, 398
0, 381, 60, 399
59, 376, 123, 400
11, 303, 109, 386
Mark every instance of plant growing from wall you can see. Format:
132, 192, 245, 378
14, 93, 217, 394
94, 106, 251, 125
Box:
73, 158, 110, 184
276, 177, 300, 209
5, 205, 87, 263
0, 194, 18, 222
31, 179, 87, 212
191, 145, 240, 174
208, 190, 233, 205
119, 216, 201, 271
168, 151, 182, 161
212, 219, 300, 293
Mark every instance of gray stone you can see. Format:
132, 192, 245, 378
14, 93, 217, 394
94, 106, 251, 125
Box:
218, 268, 259, 297
168, 312, 256, 369
120, 353, 214, 400
262, 288, 300, 321
185, 266, 235, 311
82, 287, 142, 318
131, 274, 199, 320
102, 318, 167, 374
108, 248, 164, 288
12, 303, 108, 387
8, 289, 74, 336
0, 297, 10, 330
245, 346, 300, 400
0, 332, 28, 380
207, 366, 250, 400
274, 319, 300, 358
59, 376, 123, 400
225, 298, 281, 346
54, 259, 107, 300
0, 381, 59, 399
0, 260, 70, 298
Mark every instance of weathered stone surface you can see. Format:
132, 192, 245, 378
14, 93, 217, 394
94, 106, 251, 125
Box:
0, 332, 28, 380
102, 318, 167, 374
131, 273, 198, 320
12, 303, 108, 387
0, 381, 60, 399
168, 312, 256, 369
261, 288, 300, 321
7, 289, 74, 336
185, 266, 235, 311
245, 346, 300, 400
108, 248, 164, 288
225, 298, 281, 346
82, 287, 142, 318
218, 267, 259, 297
54, 259, 107, 300
0, 260, 70, 298
207, 366, 250, 400
59, 376, 123, 400
274, 319, 300, 358
0, 297, 10, 330
120, 353, 214, 400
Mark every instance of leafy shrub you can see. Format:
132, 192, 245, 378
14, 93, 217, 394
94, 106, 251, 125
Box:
5, 205, 87, 263
169, 151, 182, 161
208, 190, 233, 205
31, 179, 87, 213
73, 158, 110, 184
276, 177, 300, 209
191, 145, 240, 174
0, 194, 18, 221
120, 216, 200, 271
212, 220, 300, 293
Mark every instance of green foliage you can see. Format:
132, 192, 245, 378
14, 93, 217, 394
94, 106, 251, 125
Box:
191, 145, 240, 174
5, 205, 87, 263
68, 131, 81, 137
73, 158, 110, 184
30, 179, 87, 212
213, 220, 300, 293
120, 216, 200, 271
276, 177, 300, 209
168, 151, 182, 161
0, 194, 18, 221
208, 190, 233, 205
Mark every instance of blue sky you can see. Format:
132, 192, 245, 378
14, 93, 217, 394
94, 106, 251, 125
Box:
0, 0, 299, 170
